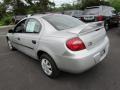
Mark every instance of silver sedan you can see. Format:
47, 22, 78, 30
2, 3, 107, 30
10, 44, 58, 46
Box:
7, 14, 109, 78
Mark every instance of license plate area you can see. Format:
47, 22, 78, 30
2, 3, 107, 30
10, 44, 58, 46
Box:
84, 16, 94, 20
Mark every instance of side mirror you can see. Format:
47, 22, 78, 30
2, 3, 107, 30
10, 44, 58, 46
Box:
8, 29, 14, 33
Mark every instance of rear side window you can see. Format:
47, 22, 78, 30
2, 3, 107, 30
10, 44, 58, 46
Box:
43, 15, 85, 30
83, 7, 99, 15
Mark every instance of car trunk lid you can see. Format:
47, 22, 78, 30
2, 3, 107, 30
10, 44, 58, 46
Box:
65, 21, 106, 50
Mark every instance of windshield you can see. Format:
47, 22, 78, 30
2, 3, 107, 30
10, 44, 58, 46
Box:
83, 7, 99, 15
43, 14, 85, 30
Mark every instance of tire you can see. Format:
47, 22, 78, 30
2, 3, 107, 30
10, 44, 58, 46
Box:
104, 21, 109, 31
40, 54, 60, 78
7, 39, 15, 50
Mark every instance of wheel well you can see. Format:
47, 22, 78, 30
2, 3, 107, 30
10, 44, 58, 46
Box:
37, 50, 49, 59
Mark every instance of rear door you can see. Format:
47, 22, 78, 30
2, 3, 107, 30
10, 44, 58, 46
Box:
18, 18, 42, 58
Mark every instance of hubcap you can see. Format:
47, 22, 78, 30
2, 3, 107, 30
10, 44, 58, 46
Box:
8, 40, 13, 50
41, 58, 52, 75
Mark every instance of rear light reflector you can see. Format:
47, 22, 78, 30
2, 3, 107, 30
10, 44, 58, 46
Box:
66, 37, 86, 51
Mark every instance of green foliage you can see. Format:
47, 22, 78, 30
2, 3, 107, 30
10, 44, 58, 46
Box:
81, 0, 110, 9
0, 0, 55, 26
0, 14, 12, 26
82, 0, 100, 9
0, 3, 6, 18
108, 0, 120, 11
55, 3, 82, 12
0, 0, 120, 26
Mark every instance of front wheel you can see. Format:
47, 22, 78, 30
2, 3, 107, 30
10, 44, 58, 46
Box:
40, 54, 60, 78
7, 39, 15, 50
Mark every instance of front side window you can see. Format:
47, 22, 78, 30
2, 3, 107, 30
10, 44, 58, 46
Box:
43, 15, 85, 30
14, 19, 26, 33
26, 19, 41, 33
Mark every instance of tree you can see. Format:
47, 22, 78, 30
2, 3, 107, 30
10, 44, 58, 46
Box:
49, 1, 55, 8
0, 3, 6, 18
82, 0, 100, 9
81, 0, 110, 9
26, 0, 55, 13
0, 0, 54, 15
108, 0, 120, 11
61, 3, 74, 10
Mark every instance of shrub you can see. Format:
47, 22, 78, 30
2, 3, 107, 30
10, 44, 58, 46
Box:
3, 16, 12, 25
0, 15, 12, 26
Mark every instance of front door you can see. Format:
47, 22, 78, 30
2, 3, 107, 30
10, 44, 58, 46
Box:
12, 19, 27, 50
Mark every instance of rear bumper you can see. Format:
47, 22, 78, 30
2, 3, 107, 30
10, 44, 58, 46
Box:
55, 36, 109, 73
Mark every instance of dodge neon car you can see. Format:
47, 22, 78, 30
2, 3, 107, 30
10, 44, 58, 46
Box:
7, 14, 109, 78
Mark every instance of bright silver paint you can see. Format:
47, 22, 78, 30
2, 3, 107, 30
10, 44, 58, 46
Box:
7, 14, 109, 73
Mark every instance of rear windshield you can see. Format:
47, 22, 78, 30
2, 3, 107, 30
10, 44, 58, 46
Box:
83, 7, 99, 15
42, 14, 85, 30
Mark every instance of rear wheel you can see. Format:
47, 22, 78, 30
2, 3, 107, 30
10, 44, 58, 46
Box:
40, 54, 60, 78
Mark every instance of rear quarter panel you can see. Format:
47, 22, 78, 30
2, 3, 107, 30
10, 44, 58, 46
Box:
36, 18, 77, 64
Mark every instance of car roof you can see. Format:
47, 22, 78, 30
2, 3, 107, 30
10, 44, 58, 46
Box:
28, 14, 63, 19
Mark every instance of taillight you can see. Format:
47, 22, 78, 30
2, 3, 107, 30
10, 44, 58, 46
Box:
66, 37, 86, 51
97, 16, 104, 21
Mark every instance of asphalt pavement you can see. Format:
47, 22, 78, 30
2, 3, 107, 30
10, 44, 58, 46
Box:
0, 26, 120, 90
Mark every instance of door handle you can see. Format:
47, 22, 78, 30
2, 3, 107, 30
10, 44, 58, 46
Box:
18, 37, 20, 40
32, 40, 36, 44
